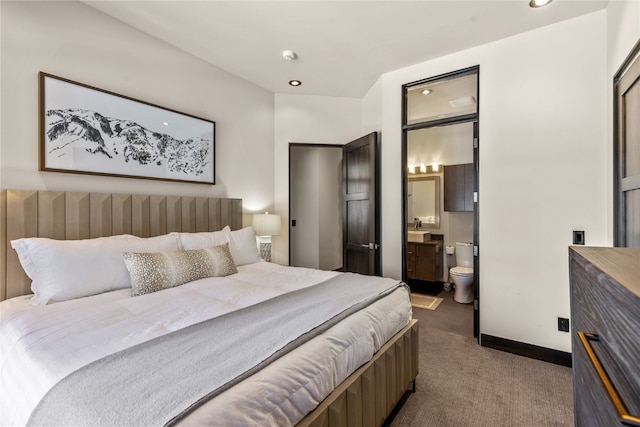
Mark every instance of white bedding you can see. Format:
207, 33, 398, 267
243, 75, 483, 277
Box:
0, 262, 411, 426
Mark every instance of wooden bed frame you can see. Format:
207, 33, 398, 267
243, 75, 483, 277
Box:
0, 189, 418, 427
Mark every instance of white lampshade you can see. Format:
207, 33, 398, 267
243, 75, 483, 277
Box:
252, 212, 281, 236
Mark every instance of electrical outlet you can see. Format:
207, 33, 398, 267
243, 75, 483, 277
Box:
558, 317, 570, 332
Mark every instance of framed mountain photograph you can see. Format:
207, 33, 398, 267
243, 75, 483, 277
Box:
39, 72, 215, 184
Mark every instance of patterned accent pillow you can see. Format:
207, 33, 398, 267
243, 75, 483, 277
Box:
123, 244, 237, 296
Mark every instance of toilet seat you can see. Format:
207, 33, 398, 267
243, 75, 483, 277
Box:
450, 266, 473, 276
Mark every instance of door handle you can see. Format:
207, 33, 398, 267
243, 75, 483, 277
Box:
360, 243, 380, 250
577, 332, 640, 426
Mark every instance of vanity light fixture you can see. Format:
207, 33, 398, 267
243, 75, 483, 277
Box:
421, 89, 432, 95
529, 0, 552, 8
420, 163, 427, 174
289, 80, 302, 87
408, 164, 416, 174
432, 162, 439, 172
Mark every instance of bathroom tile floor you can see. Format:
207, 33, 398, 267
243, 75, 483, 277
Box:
411, 288, 473, 337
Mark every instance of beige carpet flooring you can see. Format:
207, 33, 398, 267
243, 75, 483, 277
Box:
388, 301, 574, 426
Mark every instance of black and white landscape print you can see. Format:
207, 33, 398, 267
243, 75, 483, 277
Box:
46, 108, 211, 176
40, 73, 215, 184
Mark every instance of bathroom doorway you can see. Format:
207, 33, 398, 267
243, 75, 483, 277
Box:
401, 66, 480, 339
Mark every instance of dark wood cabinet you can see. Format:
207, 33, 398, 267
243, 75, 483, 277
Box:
444, 163, 473, 212
407, 243, 417, 278
569, 247, 640, 427
407, 241, 442, 282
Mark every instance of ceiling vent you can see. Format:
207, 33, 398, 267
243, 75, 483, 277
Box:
449, 96, 476, 108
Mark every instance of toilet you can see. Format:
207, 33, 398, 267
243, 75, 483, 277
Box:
450, 242, 474, 304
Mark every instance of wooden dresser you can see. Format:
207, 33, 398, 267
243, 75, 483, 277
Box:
569, 247, 640, 426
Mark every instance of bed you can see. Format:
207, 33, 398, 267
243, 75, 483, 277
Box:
0, 189, 418, 427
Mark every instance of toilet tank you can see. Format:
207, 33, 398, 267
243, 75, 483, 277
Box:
455, 242, 474, 268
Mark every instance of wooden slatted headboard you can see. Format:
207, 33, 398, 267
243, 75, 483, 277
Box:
0, 190, 243, 301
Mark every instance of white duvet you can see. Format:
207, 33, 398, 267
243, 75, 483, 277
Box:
0, 262, 411, 426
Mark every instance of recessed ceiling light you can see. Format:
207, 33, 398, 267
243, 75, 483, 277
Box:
282, 50, 298, 61
162, 122, 169, 126
529, 0, 552, 8
289, 80, 302, 87
421, 89, 432, 95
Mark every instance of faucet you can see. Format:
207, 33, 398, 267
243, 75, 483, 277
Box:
413, 218, 421, 230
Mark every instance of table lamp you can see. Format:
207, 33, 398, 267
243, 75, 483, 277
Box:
252, 212, 281, 262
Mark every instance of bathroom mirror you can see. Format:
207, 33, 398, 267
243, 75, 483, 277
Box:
407, 175, 440, 228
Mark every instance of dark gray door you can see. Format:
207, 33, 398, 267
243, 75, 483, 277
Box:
615, 41, 640, 247
342, 132, 380, 275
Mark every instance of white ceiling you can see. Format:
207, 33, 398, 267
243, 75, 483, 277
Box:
83, 0, 608, 98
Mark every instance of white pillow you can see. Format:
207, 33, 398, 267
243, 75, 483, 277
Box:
228, 226, 261, 266
11, 234, 180, 305
176, 225, 231, 250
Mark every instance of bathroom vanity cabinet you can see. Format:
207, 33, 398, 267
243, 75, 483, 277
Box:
443, 163, 473, 212
407, 240, 443, 282
569, 246, 640, 427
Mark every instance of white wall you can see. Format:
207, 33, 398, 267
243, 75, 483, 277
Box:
273, 94, 362, 265
607, 1, 640, 79
362, 77, 382, 136
407, 125, 473, 168
370, 11, 609, 352
289, 147, 320, 268
1, 1, 274, 223
317, 148, 343, 271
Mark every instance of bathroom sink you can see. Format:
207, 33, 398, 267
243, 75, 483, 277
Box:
408, 230, 430, 242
